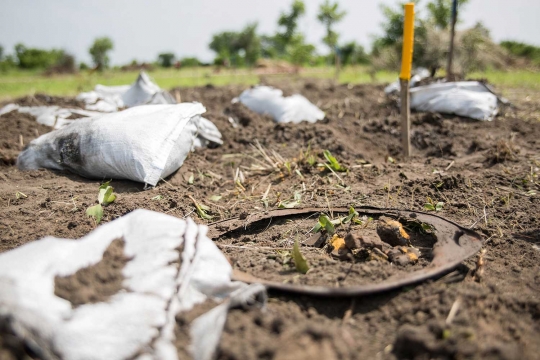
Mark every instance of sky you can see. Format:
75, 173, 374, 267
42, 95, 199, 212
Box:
1, 0, 539, 66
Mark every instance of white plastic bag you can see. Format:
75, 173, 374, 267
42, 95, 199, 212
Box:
0, 209, 266, 360
410, 81, 498, 121
17, 103, 222, 186
77, 72, 175, 112
235, 85, 325, 123
384, 67, 431, 94
0, 104, 103, 129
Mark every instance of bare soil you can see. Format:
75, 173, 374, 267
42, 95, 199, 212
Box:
0, 79, 539, 359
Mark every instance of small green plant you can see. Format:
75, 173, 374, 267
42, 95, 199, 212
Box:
278, 191, 302, 209
292, 237, 309, 274
312, 206, 362, 234
188, 195, 214, 220
152, 195, 163, 201
15, 191, 27, 199
424, 197, 444, 212
86, 181, 116, 224
313, 214, 335, 235
320, 150, 347, 172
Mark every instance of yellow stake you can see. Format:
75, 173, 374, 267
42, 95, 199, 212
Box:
400, 3, 415, 80
399, 3, 415, 157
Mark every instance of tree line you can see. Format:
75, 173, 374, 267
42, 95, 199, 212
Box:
1, 0, 539, 75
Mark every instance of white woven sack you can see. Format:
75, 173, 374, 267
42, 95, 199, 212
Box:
17, 103, 215, 186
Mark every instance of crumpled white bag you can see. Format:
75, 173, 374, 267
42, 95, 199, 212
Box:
17, 103, 222, 186
384, 67, 431, 94
409, 81, 498, 121
235, 85, 325, 123
0, 104, 103, 129
77, 72, 175, 112
0, 209, 266, 360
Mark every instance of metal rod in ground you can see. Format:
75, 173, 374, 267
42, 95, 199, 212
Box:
399, 3, 415, 158
400, 79, 411, 157
446, 0, 458, 81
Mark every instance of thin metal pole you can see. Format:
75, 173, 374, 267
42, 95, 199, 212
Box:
400, 79, 411, 157
400, 3, 415, 158
446, 0, 458, 81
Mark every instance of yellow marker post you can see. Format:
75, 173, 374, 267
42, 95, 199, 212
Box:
400, 3, 415, 157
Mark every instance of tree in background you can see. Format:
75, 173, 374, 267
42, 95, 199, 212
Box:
0, 45, 3, 61
209, 23, 260, 67
157, 52, 176, 68
427, 0, 469, 29
372, 0, 507, 77
275, 0, 305, 55
501, 40, 540, 65
89, 37, 113, 70
339, 41, 369, 66
179, 57, 202, 67
317, 0, 346, 59
14, 43, 64, 69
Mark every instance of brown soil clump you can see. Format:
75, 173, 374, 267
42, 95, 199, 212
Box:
54, 238, 130, 306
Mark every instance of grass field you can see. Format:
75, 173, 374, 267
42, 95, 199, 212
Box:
0, 66, 539, 101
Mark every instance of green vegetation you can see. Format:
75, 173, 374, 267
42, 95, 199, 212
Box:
292, 237, 310, 274
89, 37, 114, 70
500, 40, 540, 65
317, 0, 347, 62
1, 0, 539, 100
1, 66, 539, 100
86, 182, 116, 224
157, 52, 176, 68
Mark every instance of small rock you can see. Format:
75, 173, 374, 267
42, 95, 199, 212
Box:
387, 246, 420, 266
330, 234, 350, 260
377, 216, 410, 246
344, 230, 387, 250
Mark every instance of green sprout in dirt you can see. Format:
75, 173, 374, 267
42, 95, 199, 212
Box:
278, 190, 302, 209
312, 206, 363, 234
15, 191, 27, 199
320, 150, 347, 172
292, 237, 309, 274
424, 197, 444, 212
86, 181, 116, 224
188, 195, 214, 220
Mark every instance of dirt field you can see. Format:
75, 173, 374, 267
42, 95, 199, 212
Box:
0, 79, 539, 359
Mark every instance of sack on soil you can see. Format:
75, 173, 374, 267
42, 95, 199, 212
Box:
409, 81, 498, 121
0, 209, 266, 360
0, 104, 102, 129
77, 71, 176, 112
235, 85, 325, 123
17, 103, 222, 186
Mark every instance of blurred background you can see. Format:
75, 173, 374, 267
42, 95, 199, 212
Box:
1, 0, 539, 100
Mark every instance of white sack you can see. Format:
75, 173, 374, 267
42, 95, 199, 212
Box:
0, 209, 266, 360
0, 104, 103, 129
410, 81, 498, 121
236, 85, 325, 123
384, 67, 431, 94
77, 72, 175, 112
16, 103, 222, 186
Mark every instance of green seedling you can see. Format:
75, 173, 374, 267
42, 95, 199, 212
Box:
292, 237, 309, 274
188, 195, 214, 220
87, 181, 116, 224
152, 195, 163, 201
15, 191, 27, 199
313, 214, 336, 235
424, 197, 444, 212
278, 191, 302, 209
320, 150, 347, 172
209, 195, 222, 202
307, 155, 317, 167
188, 174, 194, 185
